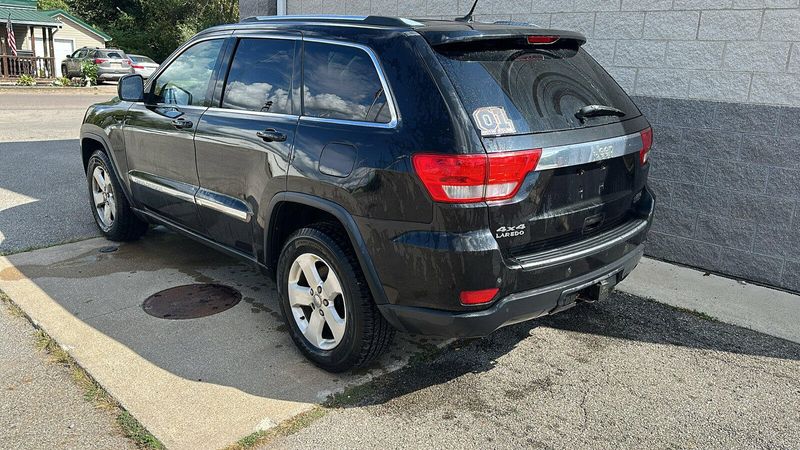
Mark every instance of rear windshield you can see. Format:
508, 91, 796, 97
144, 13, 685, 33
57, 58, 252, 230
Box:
97, 50, 126, 59
436, 45, 640, 135
131, 55, 155, 64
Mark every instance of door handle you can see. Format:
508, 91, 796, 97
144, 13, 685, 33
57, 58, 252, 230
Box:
171, 118, 193, 129
256, 129, 287, 142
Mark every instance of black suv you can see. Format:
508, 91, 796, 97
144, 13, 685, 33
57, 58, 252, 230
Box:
80, 15, 654, 372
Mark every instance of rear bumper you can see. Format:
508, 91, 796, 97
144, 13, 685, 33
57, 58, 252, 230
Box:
378, 244, 644, 337
98, 71, 130, 80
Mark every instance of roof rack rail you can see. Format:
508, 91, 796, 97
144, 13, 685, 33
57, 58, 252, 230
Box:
240, 15, 421, 27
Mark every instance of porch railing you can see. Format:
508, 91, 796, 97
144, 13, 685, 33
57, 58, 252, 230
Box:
0, 55, 57, 80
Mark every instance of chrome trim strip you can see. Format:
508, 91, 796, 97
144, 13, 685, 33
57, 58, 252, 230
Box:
535, 132, 644, 171
195, 188, 252, 222
518, 219, 649, 270
205, 106, 299, 120
129, 173, 196, 203
129, 171, 252, 222
301, 37, 399, 129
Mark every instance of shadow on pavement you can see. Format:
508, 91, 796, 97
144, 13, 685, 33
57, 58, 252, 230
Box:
3, 221, 799, 406
329, 291, 800, 407
0, 228, 442, 404
0, 139, 99, 254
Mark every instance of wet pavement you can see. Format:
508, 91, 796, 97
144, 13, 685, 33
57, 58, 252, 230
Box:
274, 293, 800, 449
0, 229, 443, 449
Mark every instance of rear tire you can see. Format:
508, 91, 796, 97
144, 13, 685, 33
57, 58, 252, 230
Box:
277, 223, 394, 372
86, 150, 148, 241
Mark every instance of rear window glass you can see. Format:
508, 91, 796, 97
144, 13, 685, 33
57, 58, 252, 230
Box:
98, 50, 126, 59
436, 46, 640, 135
131, 55, 155, 64
302, 41, 391, 124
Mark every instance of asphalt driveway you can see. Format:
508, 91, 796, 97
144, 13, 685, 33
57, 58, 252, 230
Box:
274, 294, 800, 449
0, 140, 99, 254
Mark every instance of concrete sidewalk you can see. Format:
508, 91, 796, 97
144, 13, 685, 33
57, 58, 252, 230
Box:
0, 230, 440, 449
619, 258, 800, 344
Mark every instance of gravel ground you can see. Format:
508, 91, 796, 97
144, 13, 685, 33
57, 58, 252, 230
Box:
272, 293, 800, 449
0, 139, 100, 254
0, 301, 134, 449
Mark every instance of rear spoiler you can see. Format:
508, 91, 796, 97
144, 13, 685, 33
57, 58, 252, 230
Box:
418, 27, 587, 50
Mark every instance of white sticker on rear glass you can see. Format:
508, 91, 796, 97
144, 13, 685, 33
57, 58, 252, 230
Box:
473, 106, 516, 136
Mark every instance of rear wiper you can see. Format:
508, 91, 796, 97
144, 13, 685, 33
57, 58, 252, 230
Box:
575, 105, 626, 122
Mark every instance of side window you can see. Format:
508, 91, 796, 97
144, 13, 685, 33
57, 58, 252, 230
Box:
221, 38, 294, 114
302, 41, 391, 123
152, 39, 223, 107
71, 49, 82, 58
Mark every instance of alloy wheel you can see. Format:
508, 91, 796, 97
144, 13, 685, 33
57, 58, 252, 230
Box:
91, 165, 116, 229
287, 253, 347, 351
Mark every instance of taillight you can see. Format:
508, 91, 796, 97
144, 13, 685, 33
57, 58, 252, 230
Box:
527, 35, 559, 45
412, 149, 542, 203
122, 59, 131, 66
639, 127, 653, 165
132, 64, 144, 69
460, 288, 499, 305
93, 58, 107, 64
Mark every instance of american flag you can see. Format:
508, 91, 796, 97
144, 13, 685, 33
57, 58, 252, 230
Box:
6, 15, 16, 57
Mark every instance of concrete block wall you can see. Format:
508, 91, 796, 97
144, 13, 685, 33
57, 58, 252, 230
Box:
243, 0, 800, 292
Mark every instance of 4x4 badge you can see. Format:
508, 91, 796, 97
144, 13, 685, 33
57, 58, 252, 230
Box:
495, 224, 526, 239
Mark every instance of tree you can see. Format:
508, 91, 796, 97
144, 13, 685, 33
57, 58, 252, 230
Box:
44, 0, 239, 62
37, 0, 70, 10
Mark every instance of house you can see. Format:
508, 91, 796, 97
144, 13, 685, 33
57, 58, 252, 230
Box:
43, 9, 111, 77
1, 0, 110, 80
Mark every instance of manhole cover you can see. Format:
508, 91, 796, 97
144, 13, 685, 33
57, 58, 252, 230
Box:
143, 284, 241, 319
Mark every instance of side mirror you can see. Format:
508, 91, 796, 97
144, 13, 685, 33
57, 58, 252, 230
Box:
118, 74, 144, 102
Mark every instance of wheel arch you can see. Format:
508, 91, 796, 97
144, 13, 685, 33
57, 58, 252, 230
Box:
80, 130, 135, 206
265, 192, 389, 305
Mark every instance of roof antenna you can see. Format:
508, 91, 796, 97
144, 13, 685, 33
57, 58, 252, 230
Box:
455, 0, 479, 23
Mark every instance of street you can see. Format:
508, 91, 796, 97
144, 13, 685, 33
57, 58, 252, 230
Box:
1, 90, 799, 449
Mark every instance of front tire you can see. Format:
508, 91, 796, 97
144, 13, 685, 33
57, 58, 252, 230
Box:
86, 150, 148, 241
277, 223, 394, 372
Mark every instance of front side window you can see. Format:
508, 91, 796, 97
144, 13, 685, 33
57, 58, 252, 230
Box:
152, 39, 223, 107
221, 38, 294, 114
302, 41, 391, 123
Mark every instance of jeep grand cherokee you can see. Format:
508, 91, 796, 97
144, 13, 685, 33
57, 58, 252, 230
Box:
80, 15, 655, 372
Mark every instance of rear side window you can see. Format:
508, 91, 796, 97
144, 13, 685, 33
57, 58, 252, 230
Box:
302, 41, 391, 124
436, 45, 640, 135
222, 38, 294, 114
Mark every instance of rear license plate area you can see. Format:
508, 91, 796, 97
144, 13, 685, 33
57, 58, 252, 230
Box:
577, 276, 617, 303
553, 270, 621, 313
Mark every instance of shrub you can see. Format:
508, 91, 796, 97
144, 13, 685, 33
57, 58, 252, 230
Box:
51, 76, 73, 87
81, 61, 99, 85
16, 74, 36, 86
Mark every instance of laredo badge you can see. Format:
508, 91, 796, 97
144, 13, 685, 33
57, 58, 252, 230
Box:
473, 106, 516, 136
495, 224, 526, 239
